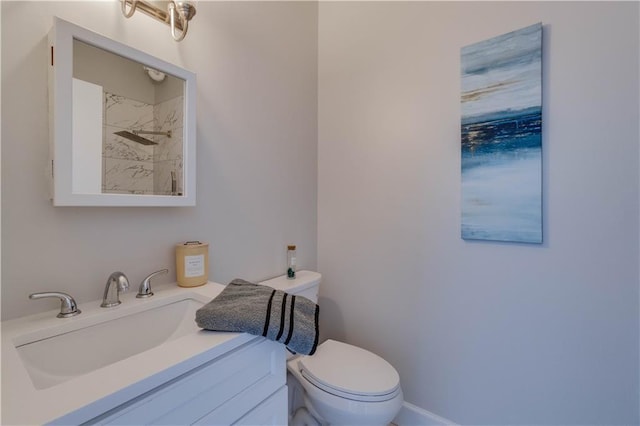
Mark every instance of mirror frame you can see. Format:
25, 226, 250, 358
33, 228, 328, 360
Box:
48, 17, 196, 206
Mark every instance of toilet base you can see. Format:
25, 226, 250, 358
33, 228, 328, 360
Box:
291, 407, 322, 426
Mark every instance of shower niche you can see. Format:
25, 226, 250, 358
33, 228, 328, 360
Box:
48, 17, 196, 206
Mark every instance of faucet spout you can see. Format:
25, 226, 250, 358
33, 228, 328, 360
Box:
101, 271, 130, 308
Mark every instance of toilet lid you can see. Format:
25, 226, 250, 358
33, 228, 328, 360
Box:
298, 339, 400, 402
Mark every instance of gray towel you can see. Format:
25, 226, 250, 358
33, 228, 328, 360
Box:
195, 279, 320, 355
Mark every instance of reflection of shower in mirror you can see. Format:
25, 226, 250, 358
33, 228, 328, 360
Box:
144, 66, 166, 83
104, 90, 184, 196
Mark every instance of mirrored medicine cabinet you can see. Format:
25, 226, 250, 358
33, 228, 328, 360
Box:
48, 17, 196, 206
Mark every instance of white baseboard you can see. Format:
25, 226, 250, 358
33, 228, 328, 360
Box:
393, 401, 457, 426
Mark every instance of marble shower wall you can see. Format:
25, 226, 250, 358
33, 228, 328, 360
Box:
103, 93, 155, 194
153, 95, 184, 195
102, 92, 183, 195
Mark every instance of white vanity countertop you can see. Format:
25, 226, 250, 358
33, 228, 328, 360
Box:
1, 281, 256, 425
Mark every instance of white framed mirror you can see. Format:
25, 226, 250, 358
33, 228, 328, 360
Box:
48, 17, 196, 206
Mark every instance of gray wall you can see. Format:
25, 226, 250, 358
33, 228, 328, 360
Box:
1, 1, 318, 320
317, 1, 639, 424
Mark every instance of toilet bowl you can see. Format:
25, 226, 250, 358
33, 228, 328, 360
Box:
288, 339, 403, 425
260, 271, 403, 425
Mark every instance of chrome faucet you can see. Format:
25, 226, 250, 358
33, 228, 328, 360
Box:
137, 269, 168, 298
101, 272, 130, 308
29, 292, 81, 318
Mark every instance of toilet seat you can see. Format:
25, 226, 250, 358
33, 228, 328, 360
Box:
297, 339, 401, 403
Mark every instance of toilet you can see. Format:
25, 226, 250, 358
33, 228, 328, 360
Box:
260, 271, 403, 426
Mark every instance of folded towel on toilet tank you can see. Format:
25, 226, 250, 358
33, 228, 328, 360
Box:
195, 279, 320, 355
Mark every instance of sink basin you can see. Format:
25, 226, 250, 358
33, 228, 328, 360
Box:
14, 296, 204, 389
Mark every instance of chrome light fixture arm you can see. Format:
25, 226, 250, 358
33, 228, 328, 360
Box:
121, 0, 138, 18
169, 2, 188, 42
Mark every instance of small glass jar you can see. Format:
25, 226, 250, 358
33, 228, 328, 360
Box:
287, 245, 297, 279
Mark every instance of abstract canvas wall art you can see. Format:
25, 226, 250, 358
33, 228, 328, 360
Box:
461, 23, 543, 244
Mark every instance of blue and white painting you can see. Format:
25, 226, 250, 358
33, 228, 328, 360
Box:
461, 23, 542, 244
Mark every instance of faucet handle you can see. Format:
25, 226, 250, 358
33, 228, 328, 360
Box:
29, 292, 81, 318
137, 269, 169, 298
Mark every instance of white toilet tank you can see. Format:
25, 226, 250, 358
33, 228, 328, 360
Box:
259, 270, 321, 303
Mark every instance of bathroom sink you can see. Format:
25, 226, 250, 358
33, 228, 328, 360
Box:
14, 296, 204, 389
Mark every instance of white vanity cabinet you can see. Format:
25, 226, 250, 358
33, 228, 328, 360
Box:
2, 284, 288, 425
81, 338, 286, 425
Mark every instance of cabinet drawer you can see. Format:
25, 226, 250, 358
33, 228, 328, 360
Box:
90, 338, 285, 425
234, 387, 287, 426
193, 380, 286, 425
